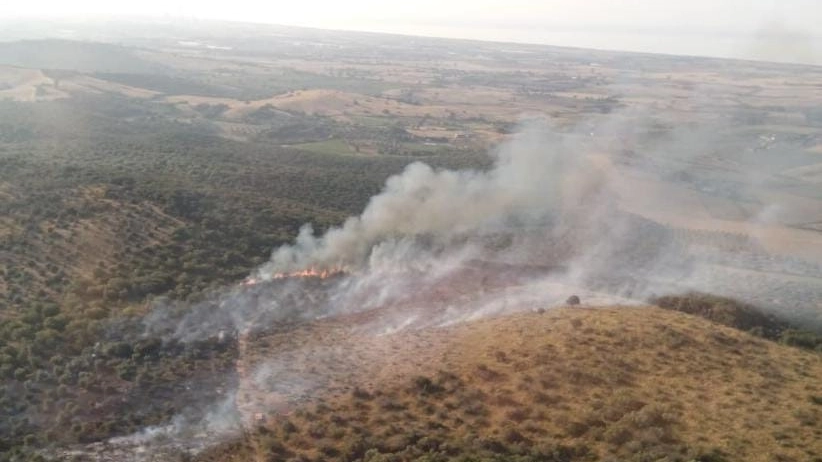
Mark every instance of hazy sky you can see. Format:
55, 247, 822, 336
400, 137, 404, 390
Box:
2, 0, 820, 64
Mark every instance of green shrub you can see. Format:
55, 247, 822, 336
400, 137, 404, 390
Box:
780, 329, 822, 351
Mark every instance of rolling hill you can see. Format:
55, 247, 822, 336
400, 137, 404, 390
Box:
193, 306, 822, 462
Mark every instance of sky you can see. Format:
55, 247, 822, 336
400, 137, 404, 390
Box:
1, 0, 821, 64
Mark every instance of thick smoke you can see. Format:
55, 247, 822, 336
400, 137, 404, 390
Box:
255, 124, 594, 277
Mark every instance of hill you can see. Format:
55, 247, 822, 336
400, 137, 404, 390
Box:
194, 306, 822, 462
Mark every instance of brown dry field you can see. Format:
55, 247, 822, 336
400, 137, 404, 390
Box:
0, 65, 65, 101
609, 169, 822, 260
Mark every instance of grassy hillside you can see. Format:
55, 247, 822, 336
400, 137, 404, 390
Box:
197, 307, 822, 462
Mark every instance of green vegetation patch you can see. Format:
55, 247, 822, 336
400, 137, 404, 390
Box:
293, 139, 358, 156
651, 292, 822, 351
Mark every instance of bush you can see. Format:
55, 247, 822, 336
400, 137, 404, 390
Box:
651, 293, 787, 340
352, 386, 372, 400
105, 342, 133, 359
780, 329, 822, 351
413, 376, 444, 395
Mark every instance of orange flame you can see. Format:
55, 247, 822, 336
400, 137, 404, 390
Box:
240, 267, 344, 286
271, 267, 344, 280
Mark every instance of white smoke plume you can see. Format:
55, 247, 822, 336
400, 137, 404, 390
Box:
254, 123, 592, 277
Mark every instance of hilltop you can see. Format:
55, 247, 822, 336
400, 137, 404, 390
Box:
194, 306, 822, 462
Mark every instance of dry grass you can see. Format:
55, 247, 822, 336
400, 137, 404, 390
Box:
0, 65, 66, 101
611, 170, 822, 260
58, 75, 162, 99
199, 306, 822, 462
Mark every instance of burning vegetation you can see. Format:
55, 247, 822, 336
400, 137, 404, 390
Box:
241, 267, 347, 287
271, 267, 347, 281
